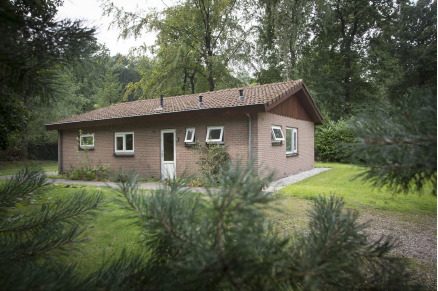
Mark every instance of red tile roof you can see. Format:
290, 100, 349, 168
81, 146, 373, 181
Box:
47, 80, 321, 126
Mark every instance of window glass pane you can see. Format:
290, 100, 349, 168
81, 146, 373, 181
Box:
116, 136, 123, 151
81, 136, 93, 146
125, 134, 133, 150
186, 130, 193, 141
286, 129, 292, 152
209, 129, 221, 140
293, 131, 297, 151
163, 132, 174, 161
273, 128, 283, 139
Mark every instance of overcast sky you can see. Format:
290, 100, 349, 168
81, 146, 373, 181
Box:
57, 0, 166, 55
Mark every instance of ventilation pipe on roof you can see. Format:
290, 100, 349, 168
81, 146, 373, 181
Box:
155, 95, 164, 111
239, 89, 244, 102
199, 95, 203, 107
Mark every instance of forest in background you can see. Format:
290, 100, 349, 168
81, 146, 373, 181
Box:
0, 0, 436, 162
0, 1, 436, 288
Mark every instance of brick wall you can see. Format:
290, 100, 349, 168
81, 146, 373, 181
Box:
60, 114, 252, 179
255, 112, 314, 180
60, 112, 314, 181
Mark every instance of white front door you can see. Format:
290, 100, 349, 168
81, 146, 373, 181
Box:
161, 129, 176, 180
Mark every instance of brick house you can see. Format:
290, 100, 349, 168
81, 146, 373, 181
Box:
45, 80, 323, 180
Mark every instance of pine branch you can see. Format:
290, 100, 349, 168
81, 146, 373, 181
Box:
2, 225, 85, 262
0, 190, 104, 234
363, 135, 436, 146
0, 167, 49, 206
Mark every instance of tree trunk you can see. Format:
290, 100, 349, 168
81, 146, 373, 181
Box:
200, 0, 215, 91
190, 72, 196, 94
343, 55, 351, 115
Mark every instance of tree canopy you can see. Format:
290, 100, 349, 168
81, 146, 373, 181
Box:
1, 0, 436, 193
0, 0, 97, 150
102, 0, 253, 96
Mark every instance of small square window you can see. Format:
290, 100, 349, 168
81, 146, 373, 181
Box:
206, 126, 224, 144
80, 133, 94, 149
271, 125, 284, 143
115, 132, 134, 154
184, 128, 196, 143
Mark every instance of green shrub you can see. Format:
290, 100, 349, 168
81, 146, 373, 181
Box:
65, 164, 110, 181
194, 142, 230, 185
315, 119, 356, 162
28, 141, 58, 160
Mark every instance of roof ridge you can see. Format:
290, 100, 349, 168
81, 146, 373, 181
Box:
90, 80, 303, 110
145, 79, 302, 99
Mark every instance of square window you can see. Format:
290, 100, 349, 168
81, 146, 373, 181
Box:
206, 126, 224, 144
80, 133, 94, 149
271, 125, 284, 143
286, 127, 298, 155
184, 128, 196, 143
115, 132, 134, 154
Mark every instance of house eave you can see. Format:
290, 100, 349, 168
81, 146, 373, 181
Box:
45, 104, 266, 131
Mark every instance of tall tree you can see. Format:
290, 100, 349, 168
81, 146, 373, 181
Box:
301, 0, 394, 119
0, 0, 97, 152
256, 0, 313, 83
102, 0, 251, 95
369, 0, 437, 100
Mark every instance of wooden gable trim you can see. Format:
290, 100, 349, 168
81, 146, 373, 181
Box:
265, 83, 323, 125
268, 94, 313, 122
264, 85, 302, 111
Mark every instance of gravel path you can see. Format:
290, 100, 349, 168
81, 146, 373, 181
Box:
358, 210, 437, 289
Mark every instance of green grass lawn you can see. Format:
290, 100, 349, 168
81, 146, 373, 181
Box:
0, 160, 58, 176
2, 162, 436, 286
33, 184, 144, 275
280, 163, 437, 215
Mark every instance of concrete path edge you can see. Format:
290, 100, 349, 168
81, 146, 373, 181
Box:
0, 167, 331, 193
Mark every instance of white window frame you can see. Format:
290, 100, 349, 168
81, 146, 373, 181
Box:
115, 132, 134, 154
286, 127, 298, 155
79, 133, 94, 150
206, 126, 224, 144
184, 127, 196, 143
271, 125, 285, 143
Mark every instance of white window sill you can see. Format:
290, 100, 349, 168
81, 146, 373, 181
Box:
286, 153, 298, 157
79, 146, 94, 150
